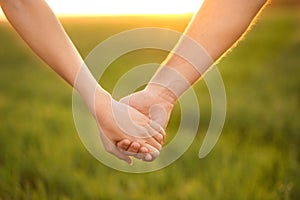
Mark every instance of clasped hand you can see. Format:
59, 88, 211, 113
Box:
94, 84, 176, 164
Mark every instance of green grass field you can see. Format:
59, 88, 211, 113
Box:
0, 6, 299, 200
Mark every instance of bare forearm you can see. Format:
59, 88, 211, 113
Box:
1, 0, 82, 87
0, 0, 111, 108
148, 0, 269, 101
187, 0, 268, 61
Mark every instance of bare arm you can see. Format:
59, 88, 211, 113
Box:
1, 0, 80, 86
0, 0, 164, 163
120, 0, 269, 131
149, 0, 269, 100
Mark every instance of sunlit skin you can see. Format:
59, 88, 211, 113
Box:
0, 0, 203, 163
117, 0, 269, 151
0, 0, 166, 164
0, 0, 269, 163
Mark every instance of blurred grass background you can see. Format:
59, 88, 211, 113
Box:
0, 2, 299, 200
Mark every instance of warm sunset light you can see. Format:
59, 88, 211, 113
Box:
0, 0, 203, 19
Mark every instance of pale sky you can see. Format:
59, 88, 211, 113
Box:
0, 0, 203, 18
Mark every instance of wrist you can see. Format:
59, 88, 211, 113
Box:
94, 87, 112, 105
79, 85, 112, 118
148, 66, 191, 99
93, 87, 113, 120
145, 83, 177, 106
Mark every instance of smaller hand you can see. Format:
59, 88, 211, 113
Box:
118, 84, 177, 161
94, 88, 165, 164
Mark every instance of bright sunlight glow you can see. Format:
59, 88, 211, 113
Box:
0, 0, 203, 19
47, 0, 203, 15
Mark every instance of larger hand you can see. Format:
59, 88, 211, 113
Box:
117, 84, 177, 160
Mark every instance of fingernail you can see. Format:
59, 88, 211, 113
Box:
145, 154, 152, 161
157, 144, 162, 151
128, 160, 133, 166
158, 134, 163, 140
